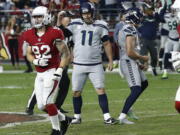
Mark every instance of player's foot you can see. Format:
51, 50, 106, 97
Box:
51, 129, 61, 135
127, 111, 139, 120
177, 68, 180, 73
60, 116, 72, 135
59, 108, 68, 113
25, 108, 33, 115
71, 117, 81, 124
104, 117, 118, 125
118, 118, 134, 125
161, 72, 168, 79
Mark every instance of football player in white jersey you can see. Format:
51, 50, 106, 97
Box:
159, 13, 170, 70
162, 7, 180, 79
67, 2, 117, 125
117, 8, 149, 124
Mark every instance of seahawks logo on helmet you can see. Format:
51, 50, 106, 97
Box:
124, 8, 143, 25
79, 2, 95, 24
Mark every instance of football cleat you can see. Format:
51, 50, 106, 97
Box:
161, 72, 168, 79
118, 118, 134, 125
71, 117, 81, 124
60, 116, 72, 135
104, 117, 118, 125
51, 129, 61, 135
127, 111, 139, 120
25, 108, 34, 115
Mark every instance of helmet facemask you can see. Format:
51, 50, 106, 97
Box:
31, 6, 51, 29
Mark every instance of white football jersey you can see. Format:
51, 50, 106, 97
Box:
164, 13, 179, 40
67, 18, 109, 64
160, 13, 170, 31
118, 22, 140, 60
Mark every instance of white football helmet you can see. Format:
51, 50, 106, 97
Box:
31, 6, 51, 28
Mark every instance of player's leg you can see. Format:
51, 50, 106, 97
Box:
89, 64, 117, 125
159, 35, 167, 70
162, 39, 173, 79
118, 60, 145, 124
172, 41, 180, 72
55, 67, 70, 113
71, 65, 87, 124
38, 69, 71, 134
148, 40, 158, 76
25, 89, 36, 115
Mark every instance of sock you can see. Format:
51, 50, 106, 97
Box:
164, 53, 172, 69
49, 115, 60, 130
58, 110, 65, 121
46, 104, 60, 130
159, 50, 164, 70
98, 94, 109, 114
141, 80, 148, 91
163, 69, 167, 74
73, 96, 82, 114
122, 86, 142, 114
74, 114, 81, 119
103, 113, 111, 120
119, 113, 126, 120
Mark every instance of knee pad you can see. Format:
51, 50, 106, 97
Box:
45, 104, 58, 116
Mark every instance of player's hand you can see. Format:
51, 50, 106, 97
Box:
52, 68, 63, 81
138, 63, 148, 71
107, 61, 113, 71
141, 56, 149, 62
33, 58, 48, 67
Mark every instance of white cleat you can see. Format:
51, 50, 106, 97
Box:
71, 117, 81, 124
119, 118, 135, 125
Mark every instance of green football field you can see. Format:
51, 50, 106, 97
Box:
0, 70, 179, 135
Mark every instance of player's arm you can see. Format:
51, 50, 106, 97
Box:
126, 35, 149, 62
26, 45, 34, 63
103, 39, 113, 71
52, 40, 71, 81
55, 39, 71, 68
26, 45, 48, 67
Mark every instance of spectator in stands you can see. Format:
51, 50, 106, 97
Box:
5, 16, 20, 69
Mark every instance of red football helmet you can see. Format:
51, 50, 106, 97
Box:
175, 86, 180, 113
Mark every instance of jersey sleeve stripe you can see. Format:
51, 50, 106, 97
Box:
68, 22, 83, 26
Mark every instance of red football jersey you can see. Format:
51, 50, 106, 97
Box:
23, 26, 64, 72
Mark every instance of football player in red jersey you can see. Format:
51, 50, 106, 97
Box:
24, 6, 71, 135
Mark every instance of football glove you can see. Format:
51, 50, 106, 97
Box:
52, 68, 63, 81
33, 58, 48, 67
